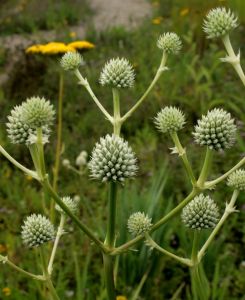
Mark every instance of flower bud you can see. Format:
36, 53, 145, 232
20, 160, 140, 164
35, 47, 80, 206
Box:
203, 7, 238, 39
99, 58, 135, 89
62, 159, 71, 167
227, 169, 245, 191
60, 51, 83, 71
157, 32, 182, 54
55, 196, 79, 215
88, 134, 137, 183
154, 106, 185, 134
76, 150, 88, 167
21, 214, 55, 247
181, 194, 219, 230
193, 108, 237, 151
127, 212, 152, 236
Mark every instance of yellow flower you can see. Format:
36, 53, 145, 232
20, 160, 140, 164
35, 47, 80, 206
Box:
180, 8, 189, 16
2, 287, 11, 296
0, 244, 7, 254
152, 16, 163, 25
26, 44, 44, 54
68, 41, 95, 50
69, 32, 77, 38
116, 296, 127, 300
40, 42, 75, 55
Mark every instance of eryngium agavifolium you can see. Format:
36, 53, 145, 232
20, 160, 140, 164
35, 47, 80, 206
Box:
154, 106, 185, 133
127, 212, 152, 236
203, 7, 238, 39
99, 58, 135, 89
55, 196, 79, 215
193, 108, 237, 150
6, 104, 51, 145
21, 97, 55, 128
21, 214, 55, 247
157, 32, 182, 54
89, 134, 137, 183
227, 169, 245, 191
181, 194, 219, 230
60, 51, 83, 71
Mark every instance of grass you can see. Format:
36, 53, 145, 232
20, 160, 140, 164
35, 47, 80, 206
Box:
1, 0, 245, 299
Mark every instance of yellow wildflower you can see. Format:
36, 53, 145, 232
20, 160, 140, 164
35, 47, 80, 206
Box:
41, 42, 75, 55
69, 32, 77, 38
180, 8, 189, 16
152, 16, 163, 25
2, 287, 11, 296
0, 244, 7, 254
116, 296, 127, 300
26, 44, 44, 54
68, 41, 95, 50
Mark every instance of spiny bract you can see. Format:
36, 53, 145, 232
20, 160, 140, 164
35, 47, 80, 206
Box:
227, 169, 245, 191
203, 7, 238, 39
55, 196, 79, 215
193, 108, 237, 151
60, 51, 83, 71
88, 134, 137, 183
99, 58, 135, 89
154, 106, 185, 133
21, 214, 55, 247
127, 212, 152, 236
21, 96, 55, 128
181, 194, 220, 230
157, 32, 182, 54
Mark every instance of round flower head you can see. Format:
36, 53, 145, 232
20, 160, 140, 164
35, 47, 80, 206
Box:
99, 58, 135, 89
60, 51, 83, 71
203, 7, 238, 39
154, 106, 185, 134
76, 150, 88, 167
88, 134, 137, 183
157, 32, 182, 54
127, 212, 152, 236
181, 194, 219, 230
227, 169, 245, 191
21, 214, 55, 247
55, 196, 79, 215
6, 103, 51, 145
193, 108, 237, 151
21, 96, 55, 129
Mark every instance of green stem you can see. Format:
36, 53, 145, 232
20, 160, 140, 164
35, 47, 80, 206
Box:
170, 132, 196, 185
110, 188, 199, 255
198, 189, 239, 262
39, 248, 60, 300
102, 253, 116, 300
48, 214, 66, 275
145, 234, 192, 266
42, 176, 107, 252
222, 34, 245, 86
0, 145, 39, 180
37, 127, 46, 178
112, 88, 121, 136
121, 52, 168, 123
197, 148, 213, 188
74, 69, 113, 123
0, 255, 45, 281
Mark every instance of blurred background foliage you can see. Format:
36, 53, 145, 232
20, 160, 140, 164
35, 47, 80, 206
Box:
0, 0, 245, 299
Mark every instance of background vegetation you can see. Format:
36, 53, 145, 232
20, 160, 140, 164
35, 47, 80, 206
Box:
0, 0, 245, 299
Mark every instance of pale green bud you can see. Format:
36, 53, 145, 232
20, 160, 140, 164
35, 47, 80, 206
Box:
227, 169, 245, 191
157, 32, 182, 54
60, 51, 83, 71
127, 212, 152, 236
55, 196, 79, 215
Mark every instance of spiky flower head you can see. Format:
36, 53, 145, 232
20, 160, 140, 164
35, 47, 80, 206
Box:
193, 108, 237, 151
55, 196, 79, 215
203, 7, 238, 39
6, 102, 51, 145
21, 96, 55, 129
181, 194, 219, 230
157, 32, 182, 54
21, 214, 55, 247
127, 212, 152, 236
227, 169, 245, 191
154, 106, 185, 134
88, 134, 137, 183
99, 58, 135, 89
60, 51, 83, 71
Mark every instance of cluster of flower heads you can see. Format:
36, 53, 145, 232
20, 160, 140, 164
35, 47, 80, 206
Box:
6, 96, 55, 145
181, 194, 220, 230
88, 134, 137, 183
21, 214, 55, 248
127, 212, 152, 236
